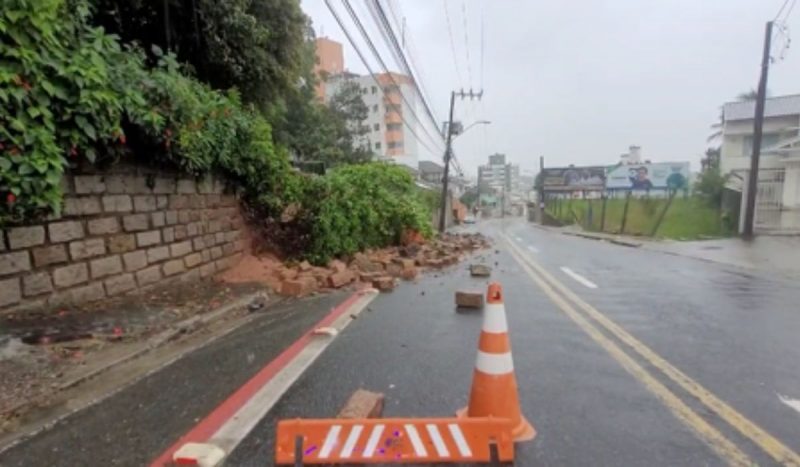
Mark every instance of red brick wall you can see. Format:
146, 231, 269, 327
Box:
0, 167, 247, 313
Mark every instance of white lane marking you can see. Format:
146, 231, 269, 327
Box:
207, 290, 379, 455
447, 423, 472, 457
340, 425, 363, 458
475, 350, 514, 375
425, 424, 450, 457
319, 425, 342, 458
560, 267, 598, 289
404, 424, 428, 457
778, 394, 800, 415
527, 245, 540, 253
363, 424, 385, 457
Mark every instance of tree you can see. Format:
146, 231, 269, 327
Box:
707, 89, 765, 143
694, 165, 728, 207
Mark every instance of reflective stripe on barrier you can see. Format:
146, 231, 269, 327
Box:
275, 417, 514, 464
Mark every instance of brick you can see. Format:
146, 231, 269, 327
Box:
280, 276, 317, 297
151, 212, 166, 228
90, 255, 122, 279
53, 263, 88, 288
192, 237, 205, 251
455, 290, 484, 308
8, 226, 45, 249
162, 259, 186, 276
212, 179, 226, 194
152, 178, 176, 194
123, 214, 149, 232
197, 176, 214, 194
0, 278, 21, 307
88, 217, 120, 235
174, 225, 188, 240
206, 194, 221, 208
123, 250, 148, 272
147, 246, 170, 263
184, 253, 203, 268
32, 245, 67, 267
210, 246, 223, 260
74, 175, 105, 194
220, 195, 236, 207
359, 272, 381, 283
372, 276, 396, 291
105, 174, 149, 194
400, 267, 418, 280
63, 196, 102, 216
177, 179, 196, 194
170, 241, 192, 258
337, 389, 385, 419
179, 268, 201, 282
327, 270, 355, 288
22, 272, 53, 297
156, 196, 168, 210
0, 232, 4, 251
165, 210, 178, 225
104, 273, 136, 295
208, 221, 222, 234
199, 262, 216, 278
136, 230, 161, 247
0, 251, 31, 276
136, 265, 162, 286
69, 238, 106, 260
169, 195, 188, 209
214, 232, 225, 244
189, 222, 204, 237
49, 221, 84, 243
470, 264, 492, 277
63, 282, 105, 303
200, 249, 211, 263
329, 260, 347, 273
134, 195, 157, 212
222, 243, 235, 256
107, 234, 136, 253
102, 195, 133, 212
178, 211, 191, 224
162, 227, 175, 243
224, 231, 240, 243
203, 234, 216, 246
60, 175, 73, 195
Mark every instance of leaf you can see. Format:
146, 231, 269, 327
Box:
85, 147, 96, 163
19, 164, 33, 175
0, 158, 11, 171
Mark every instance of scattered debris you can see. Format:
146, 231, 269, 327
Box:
455, 290, 484, 309
372, 276, 396, 292
312, 326, 339, 337
470, 264, 492, 277
337, 389, 385, 419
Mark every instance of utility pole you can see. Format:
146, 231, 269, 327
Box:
743, 21, 774, 239
439, 88, 483, 232
537, 156, 544, 223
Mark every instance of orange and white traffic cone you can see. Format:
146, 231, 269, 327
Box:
457, 282, 536, 442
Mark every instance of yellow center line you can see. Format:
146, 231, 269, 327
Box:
503, 232, 800, 467
502, 236, 752, 466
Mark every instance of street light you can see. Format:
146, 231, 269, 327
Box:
453, 120, 491, 139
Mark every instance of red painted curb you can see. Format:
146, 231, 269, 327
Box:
149, 288, 369, 466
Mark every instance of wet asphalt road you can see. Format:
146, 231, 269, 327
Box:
2, 218, 799, 466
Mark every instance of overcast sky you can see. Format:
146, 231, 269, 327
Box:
302, 0, 800, 177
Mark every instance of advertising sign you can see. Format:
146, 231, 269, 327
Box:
605, 162, 690, 190
541, 167, 606, 191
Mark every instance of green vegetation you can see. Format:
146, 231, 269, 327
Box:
1, 0, 431, 263
547, 196, 734, 239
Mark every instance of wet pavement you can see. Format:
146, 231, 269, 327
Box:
2, 219, 799, 466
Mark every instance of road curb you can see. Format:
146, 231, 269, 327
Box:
562, 230, 642, 248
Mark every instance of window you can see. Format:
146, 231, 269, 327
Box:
372, 104, 378, 112
742, 133, 782, 156
371, 86, 377, 94
373, 123, 380, 131
386, 123, 402, 131
388, 141, 404, 149
375, 142, 382, 150
362, 87, 368, 94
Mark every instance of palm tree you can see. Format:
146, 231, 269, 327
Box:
707, 89, 763, 143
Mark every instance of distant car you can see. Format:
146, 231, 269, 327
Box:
463, 215, 477, 224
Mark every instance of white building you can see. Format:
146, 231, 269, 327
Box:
324, 72, 434, 169
477, 153, 520, 194
720, 94, 800, 232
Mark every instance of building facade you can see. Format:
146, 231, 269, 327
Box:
720, 94, 800, 232
313, 38, 344, 100
478, 153, 520, 194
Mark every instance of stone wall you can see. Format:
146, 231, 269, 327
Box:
0, 169, 246, 313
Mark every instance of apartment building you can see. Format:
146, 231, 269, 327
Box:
478, 153, 520, 194
313, 37, 343, 100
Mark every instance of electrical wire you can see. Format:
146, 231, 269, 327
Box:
480, 0, 485, 89
341, 0, 445, 153
461, 0, 473, 86
323, 0, 441, 157
774, 0, 792, 21
443, 0, 464, 89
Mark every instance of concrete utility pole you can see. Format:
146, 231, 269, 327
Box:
743, 21, 774, 239
439, 89, 484, 232
537, 156, 544, 223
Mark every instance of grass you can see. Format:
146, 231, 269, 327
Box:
546, 196, 733, 240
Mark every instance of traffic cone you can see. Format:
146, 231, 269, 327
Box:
457, 282, 536, 442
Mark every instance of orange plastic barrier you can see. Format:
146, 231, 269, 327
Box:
275, 417, 515, 464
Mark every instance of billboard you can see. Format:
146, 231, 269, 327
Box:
541, 166, 606, 191
605, 162, 690, 191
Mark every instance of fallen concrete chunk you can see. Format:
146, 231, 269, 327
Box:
385, 262, 403, 277
372, 276, 396, 291
470, 264, 492, 277
327, 270, 355, 288
337, 389, 385, 419
359, 271, 382, 283
455, 290, 484, 308
400, 267, 418, 280
280, 276, 317, 296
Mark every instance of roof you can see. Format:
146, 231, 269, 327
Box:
418, 160, 444, 173
723, 94, 800, 121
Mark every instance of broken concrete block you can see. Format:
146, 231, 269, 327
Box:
455, 290, 484, 308
280, 276, 317, 296
372, 276, 396, 291
337, 389, 385, 419
327, 270, 355, 288
298, 260, 312, 272
385, 262, 403, 277
280, 268, 299, 280
329, 259, 347, 273
400, 267, 418, 280
470, 264, 492, 277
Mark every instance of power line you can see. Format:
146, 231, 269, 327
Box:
341, 0, 445, 152
323, 0, 441, 157
461, 0, 473, 86
774, 0, 792, 21
480, 0, 485, 89
443, 0, 464, 89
